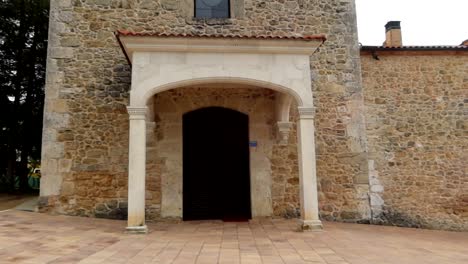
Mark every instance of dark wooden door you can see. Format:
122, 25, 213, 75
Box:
183, 107, 251, 221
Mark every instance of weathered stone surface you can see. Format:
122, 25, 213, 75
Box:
271, 109, 301, 218
41, 0, 368, 225
362, 51, 468, 231
40, 0, 468, 232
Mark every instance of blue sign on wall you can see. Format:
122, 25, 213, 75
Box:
249, 141, 258, 147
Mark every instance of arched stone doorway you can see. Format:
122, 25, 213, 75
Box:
183, 107, 251, 221
118, 32, 324, 233
148, 86, 279, 220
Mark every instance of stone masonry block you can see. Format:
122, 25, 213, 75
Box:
61, 181, 75, 196
42, 142, 64, 159
49, 99, 68, 113
58, 159, 72, 173
56, 0, 72, 7
50, 47, 74, 59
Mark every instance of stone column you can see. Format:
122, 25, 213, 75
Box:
297, 107, 323, 231
126, 106, 148, 234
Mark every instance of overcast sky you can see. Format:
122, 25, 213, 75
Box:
355, 0, 468, 46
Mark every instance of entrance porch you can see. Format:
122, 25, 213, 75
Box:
117, 32, 325, 233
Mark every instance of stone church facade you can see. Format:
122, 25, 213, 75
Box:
39, 0, 467, 232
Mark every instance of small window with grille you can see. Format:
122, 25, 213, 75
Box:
195, 0, 230, 19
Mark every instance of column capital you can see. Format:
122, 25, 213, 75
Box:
276, 122, 293, 145
298, 106, 316, 120
276, 121, 293, 131
127, 106, 147, 120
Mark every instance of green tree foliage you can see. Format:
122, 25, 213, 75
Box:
0, 0, 49, 192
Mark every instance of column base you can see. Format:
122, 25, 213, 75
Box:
125, 225, 148, 234
298, 219, 323, 232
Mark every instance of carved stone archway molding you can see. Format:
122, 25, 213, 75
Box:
117, 32, 325, 233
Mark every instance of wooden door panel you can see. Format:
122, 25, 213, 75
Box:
183, 107, 251, 221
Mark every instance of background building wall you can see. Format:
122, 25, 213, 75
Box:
40, 0, 370, 223
362, 51, 468, 231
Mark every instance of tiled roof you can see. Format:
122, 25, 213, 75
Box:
116, 30, 327, 42
361, 45, 468, 51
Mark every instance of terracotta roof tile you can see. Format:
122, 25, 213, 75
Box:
116, 30, 327, 42
361, 45, 468, 51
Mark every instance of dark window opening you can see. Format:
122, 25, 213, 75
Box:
195, 0, 230, 19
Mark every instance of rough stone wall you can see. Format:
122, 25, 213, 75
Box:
362, 51, 468, 231
40, 0, 369, 222
271, 106, 301, 218
149, 86, 301, 219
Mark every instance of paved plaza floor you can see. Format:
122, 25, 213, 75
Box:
0, 210, 466, 264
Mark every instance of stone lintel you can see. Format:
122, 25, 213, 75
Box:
118, 36, 323, 64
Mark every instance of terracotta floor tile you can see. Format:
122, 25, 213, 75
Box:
0, 211, 467, 264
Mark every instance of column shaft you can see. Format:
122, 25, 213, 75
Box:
297, 107, 323, 231
126, 107, 148, 234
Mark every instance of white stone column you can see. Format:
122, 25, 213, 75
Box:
126, 106, 148, 234
297, 107, 323, 231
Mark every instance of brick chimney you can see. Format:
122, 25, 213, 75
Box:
384, 21, 402, 47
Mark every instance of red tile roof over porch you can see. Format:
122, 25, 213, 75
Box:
116, 30, 327, 42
